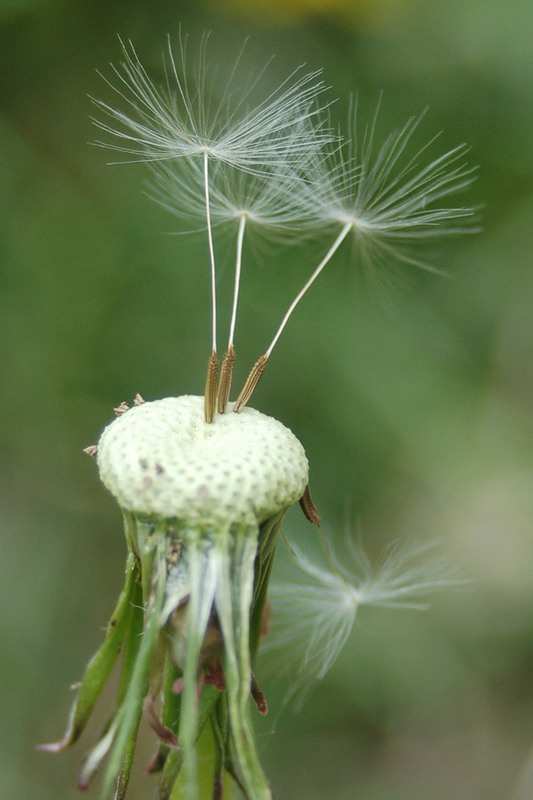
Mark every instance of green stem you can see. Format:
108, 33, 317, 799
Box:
158, 686, 221, 800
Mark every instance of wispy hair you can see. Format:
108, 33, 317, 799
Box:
262, 528, 467, 705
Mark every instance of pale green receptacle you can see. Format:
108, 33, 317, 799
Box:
45, 395, 308, 800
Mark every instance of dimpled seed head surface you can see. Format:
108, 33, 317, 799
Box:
96, 395, 308, 525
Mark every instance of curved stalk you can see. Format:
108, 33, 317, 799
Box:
234, 222, 353, 411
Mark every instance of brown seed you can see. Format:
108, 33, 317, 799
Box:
204, 349, 219, 423
233, 353, 268, 412
217, 344, 236, 414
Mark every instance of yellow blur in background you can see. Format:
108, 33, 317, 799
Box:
218, 0, 411, 26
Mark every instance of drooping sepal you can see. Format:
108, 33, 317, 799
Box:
37, 553, 139, 754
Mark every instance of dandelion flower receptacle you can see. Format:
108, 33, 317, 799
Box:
102, 396, 308, 800
40, 31, 477, 800
42, 396, 308, 799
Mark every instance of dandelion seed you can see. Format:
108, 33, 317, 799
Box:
234, 100, 477, 410
263, 532, 466, 704
149, 154, 314, 232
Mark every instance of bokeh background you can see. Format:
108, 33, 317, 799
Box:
1, 0, 532, 798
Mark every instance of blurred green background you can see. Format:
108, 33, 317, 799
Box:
1, 0, 532, 798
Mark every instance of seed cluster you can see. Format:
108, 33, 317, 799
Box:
97, 395, 309, 525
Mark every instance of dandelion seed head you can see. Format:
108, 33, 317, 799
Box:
46, 31, 478, 800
